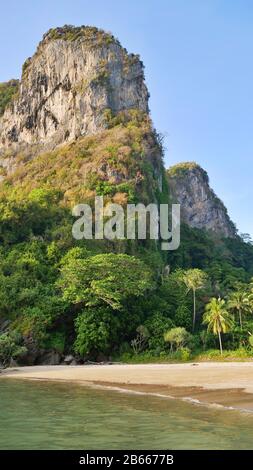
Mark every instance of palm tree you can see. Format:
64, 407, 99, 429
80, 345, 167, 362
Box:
203, 297, 234, 354
182, 269, 208, 332
227, 290, 251, 329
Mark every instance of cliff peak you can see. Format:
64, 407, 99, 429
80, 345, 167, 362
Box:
41, 25, 120, 46
0, 25, 148, 168
167, 162, 237, 238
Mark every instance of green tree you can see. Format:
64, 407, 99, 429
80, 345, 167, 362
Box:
131, 325, 150, 354
227, 290, 252, 329
144, 312, 174, 350
58, 253, 153, 310
181, 269, 208, 331
203, 298, 234, 355
74, 307, 120, 358
164, 327, 192, 352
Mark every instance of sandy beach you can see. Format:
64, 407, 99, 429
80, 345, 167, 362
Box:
2, 362, 253, 412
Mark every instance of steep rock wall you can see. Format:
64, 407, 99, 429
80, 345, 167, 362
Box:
167, 162, 236, 238
0, 26, 148, 159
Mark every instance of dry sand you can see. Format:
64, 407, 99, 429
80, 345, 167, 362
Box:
2, 362, 253, 411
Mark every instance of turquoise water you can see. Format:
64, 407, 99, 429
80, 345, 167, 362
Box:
0, 379, 253, 449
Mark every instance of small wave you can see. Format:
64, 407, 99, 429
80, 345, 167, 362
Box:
86, 382, 175, 399
182, 395, 253, 414
87, 382, 253, 415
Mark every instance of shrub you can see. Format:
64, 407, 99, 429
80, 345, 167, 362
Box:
195, 348, 253, 361
0, 333, 27, 367
144, 313, 174, 350
249, 335, 253, 348
178, 347, 191, 361
164, 327, 193, 352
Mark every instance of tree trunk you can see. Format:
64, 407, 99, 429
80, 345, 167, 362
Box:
218, 331, 223, 355
239, 308, 242, 330
192, 289, 196, 332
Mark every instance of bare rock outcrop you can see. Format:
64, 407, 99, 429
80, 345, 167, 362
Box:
0, 26, 149, 162
167, 162, 236, 238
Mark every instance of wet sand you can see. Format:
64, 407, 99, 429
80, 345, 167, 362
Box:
2, 362, 253, 412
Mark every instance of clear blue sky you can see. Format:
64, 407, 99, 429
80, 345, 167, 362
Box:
1, 0, 253, 235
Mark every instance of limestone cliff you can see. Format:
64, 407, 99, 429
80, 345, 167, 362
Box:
0, 25, 163, 206
167, 162, 236, 238
0, 26, 148, 161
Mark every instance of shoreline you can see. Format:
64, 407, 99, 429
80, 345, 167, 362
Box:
2, 362, 253, 413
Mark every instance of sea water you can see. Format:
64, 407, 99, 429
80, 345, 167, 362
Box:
0, 379, 253, 450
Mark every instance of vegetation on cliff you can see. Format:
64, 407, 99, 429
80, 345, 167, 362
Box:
167, 161, 208, 182
43, 25, 119, 46
0, 80, 19, 116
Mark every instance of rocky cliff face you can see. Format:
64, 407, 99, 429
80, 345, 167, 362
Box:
167, 162, 236, 238
0, 26, 148, 163
0, 25, 163, 205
